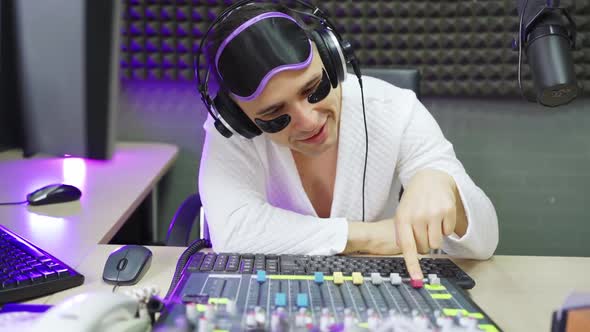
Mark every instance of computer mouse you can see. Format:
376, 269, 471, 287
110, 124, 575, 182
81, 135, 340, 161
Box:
102, 245, 152, 286
26, 184, 82, 206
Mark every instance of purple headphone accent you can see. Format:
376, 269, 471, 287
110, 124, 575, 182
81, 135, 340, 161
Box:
214, 12, 313, 101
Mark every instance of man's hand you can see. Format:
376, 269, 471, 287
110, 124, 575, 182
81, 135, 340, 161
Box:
395, 169, 466, 280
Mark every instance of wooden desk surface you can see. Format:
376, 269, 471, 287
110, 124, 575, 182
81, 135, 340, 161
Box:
453, 255, 590, 332
0, 142, 178, 268
46, 245, 590, 332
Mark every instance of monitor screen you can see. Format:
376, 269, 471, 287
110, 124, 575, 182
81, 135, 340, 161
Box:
0, 0, 24, 153
1, 0, 120, 159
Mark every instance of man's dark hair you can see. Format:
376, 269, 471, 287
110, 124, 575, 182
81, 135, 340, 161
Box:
202, 2, 309, 79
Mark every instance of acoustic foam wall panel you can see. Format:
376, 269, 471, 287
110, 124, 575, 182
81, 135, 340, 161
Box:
120, 0, 589, 97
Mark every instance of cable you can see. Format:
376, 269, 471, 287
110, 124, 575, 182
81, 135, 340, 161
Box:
358, 77, 367, 222
146, 296, 164, 325
0, 201, 27, 206
164, 238, 212, 301
517, 0, 535, 103
517, 0, 527, 100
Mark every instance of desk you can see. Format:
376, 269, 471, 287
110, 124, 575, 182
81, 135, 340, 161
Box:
2, 142, 588, 331
452, 255, 590, 331
45, 246, 590, 332
0, 142, 178, 269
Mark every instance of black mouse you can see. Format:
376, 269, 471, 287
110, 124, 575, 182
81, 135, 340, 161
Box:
103, 245, 152, 285
26, 184, 82, 206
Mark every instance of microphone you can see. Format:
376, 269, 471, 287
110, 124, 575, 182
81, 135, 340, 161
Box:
513, 0, 578, 107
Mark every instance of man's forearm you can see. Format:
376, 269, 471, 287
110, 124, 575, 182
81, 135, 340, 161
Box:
342, 219, 402, 256
342, 221, 370, 254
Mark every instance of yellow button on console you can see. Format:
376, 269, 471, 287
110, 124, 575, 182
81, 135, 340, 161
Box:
352, 272, 363, 285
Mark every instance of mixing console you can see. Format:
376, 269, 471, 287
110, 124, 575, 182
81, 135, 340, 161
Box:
155, 253, 501, 332
182, 253, 476, 289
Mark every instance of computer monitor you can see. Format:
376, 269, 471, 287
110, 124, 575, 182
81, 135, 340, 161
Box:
0, 0, 120, 159
0, 0, 25, 152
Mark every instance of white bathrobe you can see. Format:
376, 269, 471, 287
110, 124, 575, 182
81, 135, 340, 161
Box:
199, 75, 498, 259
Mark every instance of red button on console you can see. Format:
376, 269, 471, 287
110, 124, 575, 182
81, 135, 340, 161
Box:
410, 279, 423, 288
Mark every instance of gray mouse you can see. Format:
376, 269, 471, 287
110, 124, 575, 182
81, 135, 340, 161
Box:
103, 245, 152, 285
27, 184, 82, 206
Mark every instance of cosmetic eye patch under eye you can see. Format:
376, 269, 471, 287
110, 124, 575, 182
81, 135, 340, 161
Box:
307, 69, 331, 104
253, 69, 330, 134
255, 114, 292, 133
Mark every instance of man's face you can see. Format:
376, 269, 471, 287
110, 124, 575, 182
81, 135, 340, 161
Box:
234, 45, 342, 157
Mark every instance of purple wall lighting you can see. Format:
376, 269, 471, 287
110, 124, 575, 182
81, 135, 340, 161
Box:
120, 0, 215, 82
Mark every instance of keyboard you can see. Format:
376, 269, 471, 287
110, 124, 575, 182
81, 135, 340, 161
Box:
186, 252, 476, 289
0, 225, 84, 304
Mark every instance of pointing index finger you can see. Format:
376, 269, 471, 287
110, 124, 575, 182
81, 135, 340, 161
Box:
398, 223, 424, 281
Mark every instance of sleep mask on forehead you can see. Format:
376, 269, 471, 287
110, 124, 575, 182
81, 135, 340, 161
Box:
214, 12, 313, 101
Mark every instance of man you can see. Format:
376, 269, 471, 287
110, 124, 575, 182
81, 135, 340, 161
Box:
198, 2, 498, 280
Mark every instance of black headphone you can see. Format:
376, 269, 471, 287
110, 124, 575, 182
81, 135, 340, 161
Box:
194, 0, 362, 139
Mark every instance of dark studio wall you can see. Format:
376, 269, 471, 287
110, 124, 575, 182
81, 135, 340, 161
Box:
115, 0, 590, 256
119, 0, 590, 97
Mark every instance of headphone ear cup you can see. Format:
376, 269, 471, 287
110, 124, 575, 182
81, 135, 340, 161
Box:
311, 30, 338, 89
213, 91, 262, 139
311, 29, 345, 88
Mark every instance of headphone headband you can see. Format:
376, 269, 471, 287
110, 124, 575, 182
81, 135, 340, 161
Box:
195, 0, 360, 139
195, 0, 340, 94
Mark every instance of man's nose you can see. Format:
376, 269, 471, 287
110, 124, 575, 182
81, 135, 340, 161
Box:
290, 102, 318, 131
